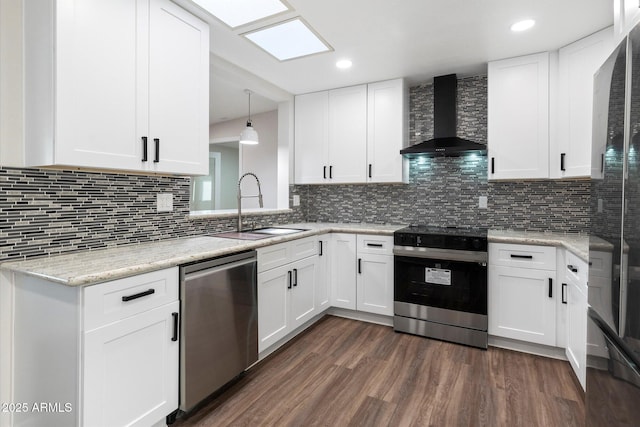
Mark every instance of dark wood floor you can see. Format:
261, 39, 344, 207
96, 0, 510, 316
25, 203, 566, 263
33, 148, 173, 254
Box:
174, 316, 584, 427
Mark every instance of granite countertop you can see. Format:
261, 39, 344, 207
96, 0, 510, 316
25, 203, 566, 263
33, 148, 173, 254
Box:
0, 223, 404, 287
1, 223, 595, 287
488, 229, 589, 262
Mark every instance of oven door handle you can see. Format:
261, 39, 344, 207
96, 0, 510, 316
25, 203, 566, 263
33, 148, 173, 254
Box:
393, 247, 487, 263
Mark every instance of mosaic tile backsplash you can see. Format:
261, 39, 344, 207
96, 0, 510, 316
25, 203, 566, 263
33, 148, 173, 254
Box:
0, 75, 590, 262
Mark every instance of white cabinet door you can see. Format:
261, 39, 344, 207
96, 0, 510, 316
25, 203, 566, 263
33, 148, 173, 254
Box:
258, 265, 290, 353
488, 265, 557, 345
315, 237, 331, 312
83, 301, 179, 427
290, 256, 317, 329
147, 0, 209, 175
357, 253, 393, 316
294, 91, 329, 184
488, 52, 550, 180
330, 233, 357, 309
566, 279, 587, 390
553, 28, 614, 178
45, 0, 143, 170
367, 79, 408, 183
328, 85, 368, 183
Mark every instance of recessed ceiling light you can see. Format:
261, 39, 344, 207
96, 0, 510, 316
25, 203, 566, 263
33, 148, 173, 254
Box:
336, 59, 353, 69
243, 18, 332, 61
510, 19, 535, 32
191, 0, 290, 28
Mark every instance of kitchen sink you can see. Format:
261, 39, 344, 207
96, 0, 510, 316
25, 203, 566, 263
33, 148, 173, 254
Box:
212, 227, 308, 240
251, 227, 308, 235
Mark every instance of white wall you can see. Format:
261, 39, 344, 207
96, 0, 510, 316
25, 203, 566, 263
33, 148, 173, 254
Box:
210, 110, 279, 209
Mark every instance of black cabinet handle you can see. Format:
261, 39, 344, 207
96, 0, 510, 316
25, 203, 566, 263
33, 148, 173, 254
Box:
368, 164, 372, 178
323, 166, 327, 179
560, 153, 566, 171
319, 241, 323, 256
358, 258, 362, 274
153, 138, 160, 163
293, 268, 298, 287
548, 278, 553, 298
562, 283, 567, 304
142, 136, 148, 162
491, 157, 495, 174
601, 153, 604, 173
367, 243, 383, 248
329, 165, 333, 179
287, 271, 292, 289
567, 264, 578, 273
171, 312, 179, 342
122, 288, 155, 302
510, 254, 533, 259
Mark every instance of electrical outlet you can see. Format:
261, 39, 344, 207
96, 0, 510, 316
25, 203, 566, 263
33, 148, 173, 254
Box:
597, 198, 603, 213
157, 193, 173, 212
293, 195, 301, 207
478, 196, 488, 209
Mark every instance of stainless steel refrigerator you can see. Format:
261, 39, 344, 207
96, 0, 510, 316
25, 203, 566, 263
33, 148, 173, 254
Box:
587, 25, 640, 426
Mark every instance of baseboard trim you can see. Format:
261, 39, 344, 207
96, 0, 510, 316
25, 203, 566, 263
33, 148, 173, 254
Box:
327, 307, 393, 327
489, 335, 568, 360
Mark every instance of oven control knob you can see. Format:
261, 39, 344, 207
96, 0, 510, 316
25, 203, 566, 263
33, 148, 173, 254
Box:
471, 238, 482, 250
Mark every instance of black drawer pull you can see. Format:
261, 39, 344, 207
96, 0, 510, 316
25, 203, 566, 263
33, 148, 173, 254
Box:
153, 138, 160, 163
510, 254, 533, 259
567, 264, 578, 273
601, 153, 604, 173
368, 164, 372, 178
171, 312, 179, 342
142, 136, 148, 162
562, 283, 567, 304
122, 288, 155, 302
358, 258, 362, 274
548, 278, 553, 298
560, 153, 566, 171
319, 241, 323, 256
329, 165, 333, 179
293, 268, 298, 287
287, 271, 292, 289
366, 243, 383, 248
491, 157, 495, 174
323, 166, 327, 179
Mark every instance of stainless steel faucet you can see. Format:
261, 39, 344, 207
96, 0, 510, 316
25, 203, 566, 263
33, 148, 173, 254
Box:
237, 172, 263, 231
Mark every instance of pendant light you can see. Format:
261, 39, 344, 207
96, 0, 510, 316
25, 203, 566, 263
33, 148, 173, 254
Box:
239, 89, 259, 145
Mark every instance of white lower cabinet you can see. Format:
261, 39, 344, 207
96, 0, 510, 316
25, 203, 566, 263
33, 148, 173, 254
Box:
488, 243, 557, 346
315, 237, 331, 311
565, 277, 587, 390
10, 267, 179, 427
257, 236, 319, 353
330, 233, 394, 315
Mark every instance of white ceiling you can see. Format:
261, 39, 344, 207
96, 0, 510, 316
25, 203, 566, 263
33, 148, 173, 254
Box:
174, 0, 614, 124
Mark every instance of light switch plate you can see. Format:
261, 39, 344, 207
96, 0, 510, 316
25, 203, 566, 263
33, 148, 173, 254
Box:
479, 196, 488, 209
157, 193, 173, 212
293, 195, 300, 206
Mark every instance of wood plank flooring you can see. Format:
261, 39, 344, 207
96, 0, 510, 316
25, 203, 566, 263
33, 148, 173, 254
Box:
174, 316, 584, 427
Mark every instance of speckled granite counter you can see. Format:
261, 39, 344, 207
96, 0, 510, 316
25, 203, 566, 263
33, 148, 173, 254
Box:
0, 223, 404, 287
488, 230, 589, 262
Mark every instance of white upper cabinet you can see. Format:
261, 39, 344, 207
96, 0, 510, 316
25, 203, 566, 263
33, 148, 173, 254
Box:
552, 28, 614, 178
367, 79, 409, 183
294, 79, 407, 184
488, 52, 550, 180
23, 0, 209, 175
614, 0, 640, 40
294, 91, 329, 184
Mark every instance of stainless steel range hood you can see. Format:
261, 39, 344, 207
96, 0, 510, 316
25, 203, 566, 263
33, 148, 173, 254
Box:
400, 74, 486, 158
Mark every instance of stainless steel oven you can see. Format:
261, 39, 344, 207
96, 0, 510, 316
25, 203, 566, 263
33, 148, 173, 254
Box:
393, 226, 488, 348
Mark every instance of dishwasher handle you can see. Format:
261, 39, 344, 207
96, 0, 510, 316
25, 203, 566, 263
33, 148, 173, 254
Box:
182, 251, 257, 281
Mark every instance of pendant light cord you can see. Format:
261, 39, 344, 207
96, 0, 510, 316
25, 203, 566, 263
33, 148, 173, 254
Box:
247, 91, 252, 125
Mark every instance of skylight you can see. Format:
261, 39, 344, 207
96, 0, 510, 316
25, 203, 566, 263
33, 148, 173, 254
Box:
192, 0, 290, 28
243, 18, 332, 61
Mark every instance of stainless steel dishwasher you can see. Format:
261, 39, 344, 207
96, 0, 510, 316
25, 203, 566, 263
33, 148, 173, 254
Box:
179, 250, 258, 413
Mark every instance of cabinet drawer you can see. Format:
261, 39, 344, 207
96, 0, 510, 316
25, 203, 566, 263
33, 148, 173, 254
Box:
258, 236, 319, 272
357, 234, 394, 255
489, 243, 556, 270
565, 251, 588, 291
84, 267, 179, 331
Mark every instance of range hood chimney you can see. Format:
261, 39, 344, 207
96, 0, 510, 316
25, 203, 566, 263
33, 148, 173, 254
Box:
400, 74, 486, 157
